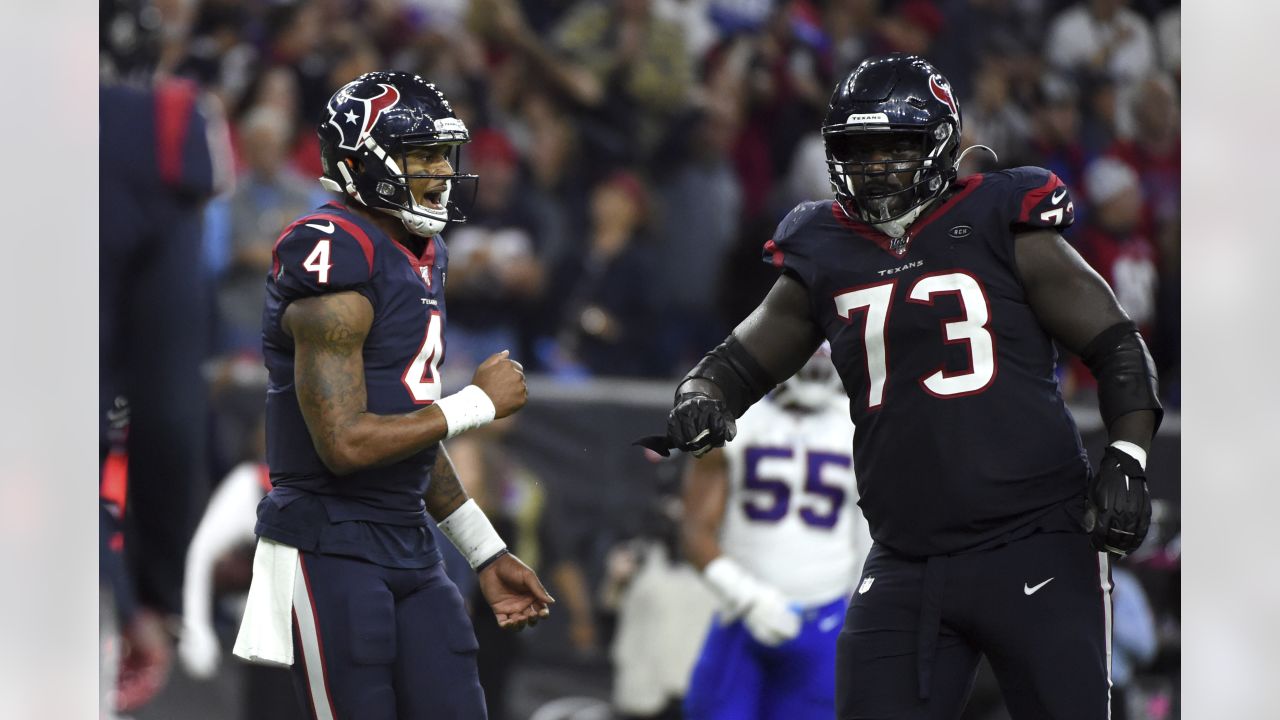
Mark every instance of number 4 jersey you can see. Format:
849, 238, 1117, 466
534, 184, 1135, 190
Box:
720, 397, 871, 606
259, 201, 448, 565
763, 167, 1091, 558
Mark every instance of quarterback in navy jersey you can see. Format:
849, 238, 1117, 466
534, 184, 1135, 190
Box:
646, 55, 1162, 718
233, 71, 553, 719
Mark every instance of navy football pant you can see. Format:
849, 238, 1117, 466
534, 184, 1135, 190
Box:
837, 531, 1112, 720
289, 552, 486, 719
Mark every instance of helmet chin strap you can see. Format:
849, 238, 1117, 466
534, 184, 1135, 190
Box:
843, 172, 941, 238
378, 170, 450, 238
871, 198, 934, 238
385, 198, 450, 237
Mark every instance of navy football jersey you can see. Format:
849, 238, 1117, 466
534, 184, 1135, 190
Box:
258, 201, 449, 567
763, 167, 1090, 557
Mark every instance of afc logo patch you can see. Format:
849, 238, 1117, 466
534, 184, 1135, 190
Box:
327, 83, 401, 151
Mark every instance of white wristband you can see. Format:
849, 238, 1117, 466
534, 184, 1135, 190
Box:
437, 499, 507, 570
435, 385, 496, 440
703, 556, 764, 616
1109, 440, 1148, 470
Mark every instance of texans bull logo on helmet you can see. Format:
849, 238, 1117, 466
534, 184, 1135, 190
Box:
928, 74, 959, 121
327, 83, 402, 151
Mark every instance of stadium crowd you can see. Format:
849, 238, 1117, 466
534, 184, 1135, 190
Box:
175, 0, 1180, 393
102, 0, 1181, 718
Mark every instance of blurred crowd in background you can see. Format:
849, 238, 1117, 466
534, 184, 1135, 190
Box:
137, 0, 1181, 396
101, 0, 1181, 718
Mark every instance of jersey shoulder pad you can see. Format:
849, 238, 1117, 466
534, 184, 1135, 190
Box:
997, 166, 1076, 233
762, 200, 830, 279
271, 211, 377, 301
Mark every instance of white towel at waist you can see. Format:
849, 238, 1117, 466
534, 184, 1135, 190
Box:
232, 537, 299, 667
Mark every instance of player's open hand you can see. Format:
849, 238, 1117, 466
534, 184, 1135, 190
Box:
668, 392, 737, 457
477, 553, 555, 630
1084, 445, 1152, 556
471, 350, 527, 419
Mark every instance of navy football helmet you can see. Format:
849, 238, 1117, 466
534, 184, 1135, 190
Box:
318, 71, 476, 237
823, 54, 962, 230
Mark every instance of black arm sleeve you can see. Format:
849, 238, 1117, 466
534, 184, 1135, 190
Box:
1081, 321, 1164, 432
677, 336, 779, 418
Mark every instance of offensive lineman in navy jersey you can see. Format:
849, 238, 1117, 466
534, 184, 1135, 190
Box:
642, 55, 1161, 718
233, 71, 553, 719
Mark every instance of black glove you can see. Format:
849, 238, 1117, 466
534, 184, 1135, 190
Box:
1083, 445, 1152, 556
635, 392, 737, 458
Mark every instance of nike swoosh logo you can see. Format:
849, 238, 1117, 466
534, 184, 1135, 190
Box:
1024, 577, 1055, 595
1050, 188, 1067, 205
306, 221, 335, 234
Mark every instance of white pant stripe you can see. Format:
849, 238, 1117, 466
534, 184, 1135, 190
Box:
1098, 552, 1113, 720
293, 556, 336, 720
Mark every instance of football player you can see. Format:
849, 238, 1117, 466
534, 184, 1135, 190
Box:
233, 71, 553, 719
644, 54, 1161, 718
682, 346, 871, 720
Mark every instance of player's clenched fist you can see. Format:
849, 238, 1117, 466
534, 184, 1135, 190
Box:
472, 350, 527, 418
1084, 445, 1152, 556
668, 392, 737, 457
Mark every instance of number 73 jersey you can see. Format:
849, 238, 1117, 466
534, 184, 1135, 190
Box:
763, 167, 1092, 558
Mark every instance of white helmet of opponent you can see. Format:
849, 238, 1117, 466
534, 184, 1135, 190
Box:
772, 343, 843, 411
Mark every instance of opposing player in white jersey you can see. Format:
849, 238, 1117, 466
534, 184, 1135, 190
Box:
682, 346, 871, 719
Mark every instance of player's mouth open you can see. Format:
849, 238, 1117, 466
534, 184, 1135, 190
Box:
422, 186, 445, 209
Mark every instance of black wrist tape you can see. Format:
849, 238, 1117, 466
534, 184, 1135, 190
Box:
475, 547, 510, 574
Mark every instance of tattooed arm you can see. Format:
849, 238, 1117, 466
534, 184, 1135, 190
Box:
425, 445, 468, 521
283, 291, 451, 475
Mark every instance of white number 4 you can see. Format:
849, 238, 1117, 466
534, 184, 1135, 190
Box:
302, 239, 333, 284
402, 312, 444, 403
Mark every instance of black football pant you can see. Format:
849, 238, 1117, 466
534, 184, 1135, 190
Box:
289, 551, 487, 719
836, 531, 1113, 719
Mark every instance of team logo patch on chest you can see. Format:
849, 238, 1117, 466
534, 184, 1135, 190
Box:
948, 225, 972, 238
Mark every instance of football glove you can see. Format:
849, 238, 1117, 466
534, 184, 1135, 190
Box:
742, 586, 803, 647
1084, 443, 1152, 556
703, 557, 801, 647
667, 392, 737, 457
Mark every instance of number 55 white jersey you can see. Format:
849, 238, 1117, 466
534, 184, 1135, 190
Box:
719, 396, 871, 607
